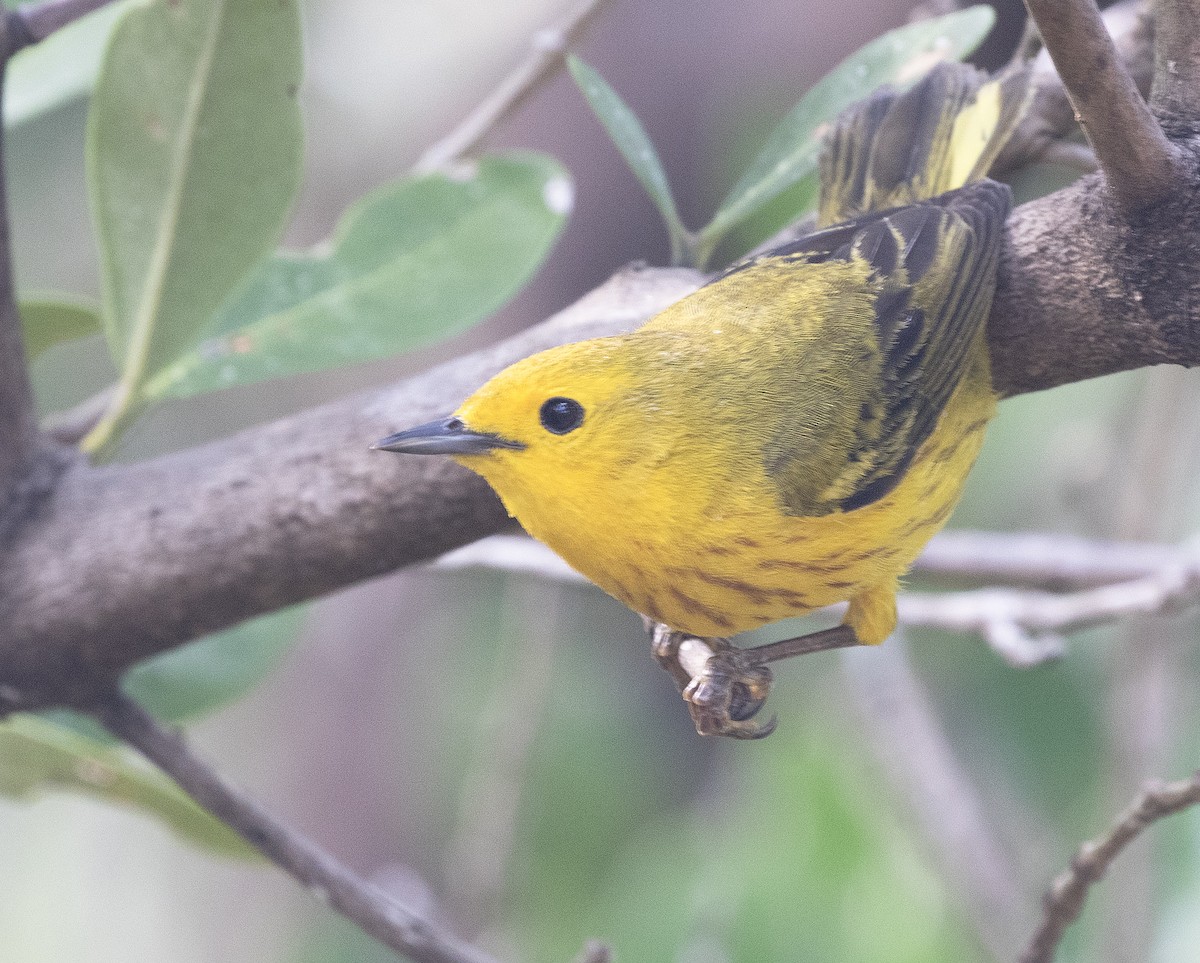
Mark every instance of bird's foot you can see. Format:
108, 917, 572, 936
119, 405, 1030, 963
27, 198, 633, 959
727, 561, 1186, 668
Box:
647, 620, 861, 739
649, 622, 776, 739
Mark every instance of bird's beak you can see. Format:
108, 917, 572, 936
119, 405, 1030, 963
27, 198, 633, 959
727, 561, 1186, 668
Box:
371, 416, 524, 456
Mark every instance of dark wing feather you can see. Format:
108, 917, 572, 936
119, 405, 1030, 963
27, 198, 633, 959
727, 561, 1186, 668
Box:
760, 179, 1010, 516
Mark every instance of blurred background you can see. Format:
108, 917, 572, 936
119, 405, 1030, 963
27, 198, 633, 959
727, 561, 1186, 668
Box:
6, 1, 1200, 962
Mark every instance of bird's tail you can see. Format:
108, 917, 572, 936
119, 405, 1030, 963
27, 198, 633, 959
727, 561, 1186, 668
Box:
817, 62, 1030, 226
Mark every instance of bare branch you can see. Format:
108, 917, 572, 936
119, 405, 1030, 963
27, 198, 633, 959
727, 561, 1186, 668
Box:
92, 691, 499, 963
9, 0, 118, 50
434, 532, 1200, 668
997, 0, 1153, 176
897, 564, 1200, 666
1150, 0, 1200, 119
0, 16, 38, 508
1020, 771, 1200, 963
442, 530, 1200, 591
414, 0, 610, 173
1023, 0, 1182, 210
914, 530, 1190, 588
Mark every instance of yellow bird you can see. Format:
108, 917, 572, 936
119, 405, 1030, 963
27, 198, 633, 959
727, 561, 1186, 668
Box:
376, 63, 1029, 736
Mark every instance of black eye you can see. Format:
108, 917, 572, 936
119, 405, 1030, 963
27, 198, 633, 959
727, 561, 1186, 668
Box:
539, 397, 585, 435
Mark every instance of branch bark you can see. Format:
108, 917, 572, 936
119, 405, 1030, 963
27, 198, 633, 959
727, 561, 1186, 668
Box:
413, 0, 611, 172
1020, 771, 1200, 963
0, 14, 39, 513
1023, 0, 1182, 210
1, 0, 1199, 709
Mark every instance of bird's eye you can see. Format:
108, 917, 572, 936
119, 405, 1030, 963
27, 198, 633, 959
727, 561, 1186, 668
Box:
539, 397, 585, 435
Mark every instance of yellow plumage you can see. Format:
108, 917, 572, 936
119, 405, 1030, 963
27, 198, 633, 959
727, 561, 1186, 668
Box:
378, 63, 1028, 653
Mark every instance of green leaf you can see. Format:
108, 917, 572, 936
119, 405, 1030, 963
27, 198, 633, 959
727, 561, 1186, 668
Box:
5, 1, 132, 127
0, 714, 259, 859
143, 154, 571, 399
701, 6, 996, 255
124, 605, 306, 722
85, 0, 304, 449
21, 297, 102, 361
567, 56, 690, 263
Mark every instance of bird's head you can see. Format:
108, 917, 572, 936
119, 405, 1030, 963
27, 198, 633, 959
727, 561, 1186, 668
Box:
373, 336, 660, 518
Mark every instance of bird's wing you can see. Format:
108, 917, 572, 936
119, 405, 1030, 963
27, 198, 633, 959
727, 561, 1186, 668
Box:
748, 179, 1010, 516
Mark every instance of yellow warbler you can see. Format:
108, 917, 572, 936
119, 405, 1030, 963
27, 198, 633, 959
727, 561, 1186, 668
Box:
376, 63, 1029, 736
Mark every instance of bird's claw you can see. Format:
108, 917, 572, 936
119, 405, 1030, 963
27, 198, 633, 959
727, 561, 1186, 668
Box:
650, 623, 777, 739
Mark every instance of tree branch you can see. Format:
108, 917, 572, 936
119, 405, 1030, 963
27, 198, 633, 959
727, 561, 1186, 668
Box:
1, 0, 1199, 708
1020, 771, 1200, 963
1150, 0, 1200, 119
10, 0, 118, 49
0, 267, 703, 709
92, 691, 499, 963
434, 532, 1200, 667
0, 14, 38, 510
1023, 0, 1182, 211
413, 0, 611, 173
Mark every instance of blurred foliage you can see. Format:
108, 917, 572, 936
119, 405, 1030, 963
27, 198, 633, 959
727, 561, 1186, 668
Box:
146, 154, 570, 400
19, 297, 101, 361
0, 714, 259, 859
570, 6, 996, 267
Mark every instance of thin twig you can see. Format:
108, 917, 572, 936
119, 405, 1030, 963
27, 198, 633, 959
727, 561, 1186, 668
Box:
10, 0, 118, 49
413, 0, 610, 172
1150, 0, 1200, 119
437, 531, 1200, 591
1020, 771, 1200, 963
914, 530, 1191, 588
899, 562, 1200, 666
1024, 0, 1182, 211
431, 532, 1200, 666
92, 691, 499, 963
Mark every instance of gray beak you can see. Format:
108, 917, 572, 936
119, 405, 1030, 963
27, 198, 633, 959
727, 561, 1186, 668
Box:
371, 416, 524, 455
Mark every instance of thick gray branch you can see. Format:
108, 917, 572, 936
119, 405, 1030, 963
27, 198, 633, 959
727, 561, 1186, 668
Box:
2, 4, 1200, 708
0, 268, 701, 707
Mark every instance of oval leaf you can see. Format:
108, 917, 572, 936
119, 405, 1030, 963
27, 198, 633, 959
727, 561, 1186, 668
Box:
702, 6, 996, 249
144, 154, 571, 399
567, 55, 689, 261
21, 297, 102, 361
0, 714, 258, 859
86, 0, 303, 439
